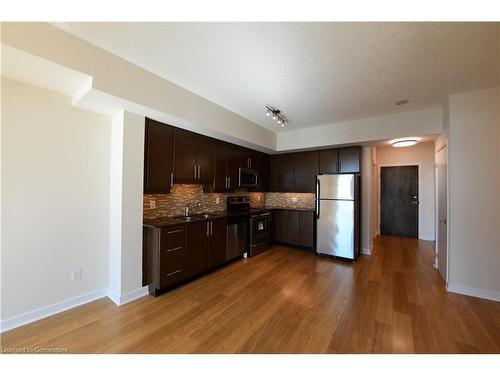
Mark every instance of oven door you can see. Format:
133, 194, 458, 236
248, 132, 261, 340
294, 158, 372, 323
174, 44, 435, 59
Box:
238, 168, 259, 187
250, 213, 271, 256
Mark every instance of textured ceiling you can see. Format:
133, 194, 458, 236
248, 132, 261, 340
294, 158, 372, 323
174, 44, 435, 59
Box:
53, 22, 500, 133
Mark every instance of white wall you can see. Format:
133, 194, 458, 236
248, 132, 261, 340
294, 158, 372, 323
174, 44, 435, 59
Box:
361, 147, 375, 254
376, 142, 436, 241
1, 23, 276, 152
447, 87, 500, 300
277, 107, 443, 151
1, 78, 111, 325
108, 111, 146, 304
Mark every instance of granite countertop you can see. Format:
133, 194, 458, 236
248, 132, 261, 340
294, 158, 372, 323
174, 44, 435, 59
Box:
143, 210, 248, 228
266, 206, 316, 212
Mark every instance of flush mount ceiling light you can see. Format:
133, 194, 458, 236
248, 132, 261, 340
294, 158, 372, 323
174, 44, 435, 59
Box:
265, 105, 287, 127
391, 139, 419, 148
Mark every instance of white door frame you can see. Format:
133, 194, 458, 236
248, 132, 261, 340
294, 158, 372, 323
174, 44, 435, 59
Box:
435, 141, 449, 284
377, 162, 423, 240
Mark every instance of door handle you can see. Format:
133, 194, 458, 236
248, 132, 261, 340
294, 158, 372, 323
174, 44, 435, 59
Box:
316, 179, 320, 219
439, 218, 448, 224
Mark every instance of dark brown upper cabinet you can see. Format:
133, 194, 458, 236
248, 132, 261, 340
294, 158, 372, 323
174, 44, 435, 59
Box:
238, 148, 260, 170
270, 153, 295, 192
319, 146, 361, 174
214, 141, 239, 192
293, 151, 318, 192
144, 118, 174, 193
338, 146, 361, 174
257, 152, 270, 192
270, 151, 318, 193
174, 128, 214, 184
319, 149, 339, 174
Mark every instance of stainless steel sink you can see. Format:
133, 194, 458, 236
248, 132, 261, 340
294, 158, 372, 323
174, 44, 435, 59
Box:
173, 213, 216, 222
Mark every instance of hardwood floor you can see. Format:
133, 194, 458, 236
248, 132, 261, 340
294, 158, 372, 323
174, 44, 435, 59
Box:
2, 236, 499, 353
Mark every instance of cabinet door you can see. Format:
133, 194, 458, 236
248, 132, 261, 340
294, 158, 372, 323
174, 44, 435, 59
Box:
257, 152, 270, 192
226, 145, 240, 191
299, 211, 314, 248
174, 129, 198, 183
272, 209, 285, 242
248, 150, 260, 170
208, 218, 227, 268
338, 146, 361, 173
195, 135, 214, 183
284, 210, 300, 245
293, 151, 318, 193
319, 149, 339, 174
270, 154, 294, 192
144, 119, 174, 193
214, 142, 230, 192
186, 221, 209, 277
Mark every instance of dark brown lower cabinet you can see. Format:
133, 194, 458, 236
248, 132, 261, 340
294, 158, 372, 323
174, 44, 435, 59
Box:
298, 211, 315, 248
271, 209, 315, 249
186, 220, 210, 278
208, 218, 227, 268
143, 224, 187, 296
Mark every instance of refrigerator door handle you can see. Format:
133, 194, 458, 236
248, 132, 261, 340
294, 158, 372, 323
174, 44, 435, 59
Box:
316, 178, 320, 219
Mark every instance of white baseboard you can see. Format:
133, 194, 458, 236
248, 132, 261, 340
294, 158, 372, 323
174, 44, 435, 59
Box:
418, 234, 435, 241
362, 243, 373, 255
0, 288, 108, 333
447, 283, 500, 302
108, 286, 149, 306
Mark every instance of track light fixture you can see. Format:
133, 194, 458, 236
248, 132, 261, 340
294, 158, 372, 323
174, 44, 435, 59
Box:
265, 105, 287, 127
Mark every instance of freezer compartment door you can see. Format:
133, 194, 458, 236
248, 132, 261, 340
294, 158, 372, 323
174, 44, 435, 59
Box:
317, 174, 355, 200
316, 200, 355, 259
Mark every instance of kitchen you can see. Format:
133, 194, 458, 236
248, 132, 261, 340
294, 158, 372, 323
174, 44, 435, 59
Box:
142, 117, 361, 296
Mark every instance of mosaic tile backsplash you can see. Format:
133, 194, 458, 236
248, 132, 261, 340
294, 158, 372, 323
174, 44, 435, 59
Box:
143, 185, 266, 219
265, 192, 315, 210
143, 185, 316, 219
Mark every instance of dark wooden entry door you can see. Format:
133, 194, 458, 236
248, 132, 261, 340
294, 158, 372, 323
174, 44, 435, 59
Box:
380, 166, 418, 238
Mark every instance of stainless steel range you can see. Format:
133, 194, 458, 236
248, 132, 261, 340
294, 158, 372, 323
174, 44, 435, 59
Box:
226, 196, 271, 257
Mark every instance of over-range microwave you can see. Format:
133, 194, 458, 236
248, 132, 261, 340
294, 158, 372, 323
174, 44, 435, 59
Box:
238, 167, 259, 188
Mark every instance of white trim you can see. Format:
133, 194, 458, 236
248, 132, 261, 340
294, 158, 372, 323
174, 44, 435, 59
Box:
377, 162, 425, 239
107, 286, 149, 306
435, 141, 449, 283
419, 234, 435, 241
362, 242, 374, 255
447, 283, 500, 302
0, 288, 108, 333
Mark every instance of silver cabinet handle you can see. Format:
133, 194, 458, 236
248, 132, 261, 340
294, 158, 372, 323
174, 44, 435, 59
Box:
170, 172, 174, 188
210, 221, 213, 235
206, 221, 210, 237
198, 165, 201, 179
167, 229, 183, 234
166, 246, 182, 253
166, 269, 182, 277
228, 177, 231, 189
194, 164, 197, 179
225, 177, 228, 189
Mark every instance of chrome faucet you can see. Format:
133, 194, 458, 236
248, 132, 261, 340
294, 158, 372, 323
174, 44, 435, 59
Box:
184, 202, 202, 217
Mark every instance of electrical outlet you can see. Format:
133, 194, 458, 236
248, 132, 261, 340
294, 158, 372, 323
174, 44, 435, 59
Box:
215, 197, 220, 204
149, 200, 157, 209
291, 196, 298, 203
71, 269, 82, 282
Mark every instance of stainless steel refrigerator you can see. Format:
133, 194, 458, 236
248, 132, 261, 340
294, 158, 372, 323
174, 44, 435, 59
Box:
316, 174, 360, 260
